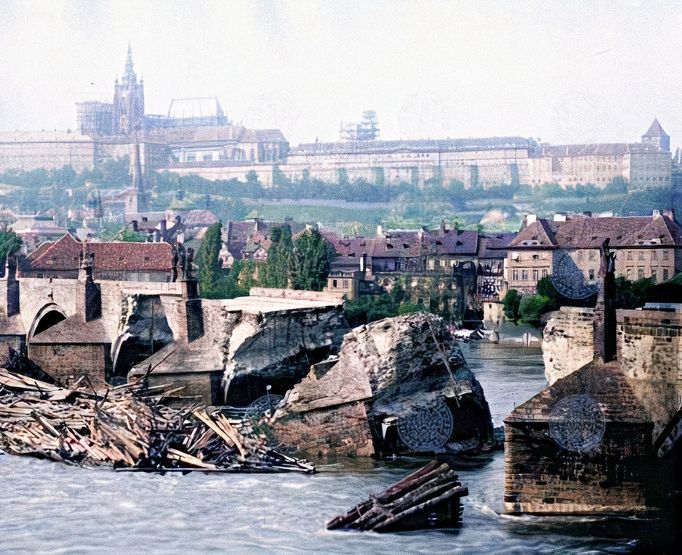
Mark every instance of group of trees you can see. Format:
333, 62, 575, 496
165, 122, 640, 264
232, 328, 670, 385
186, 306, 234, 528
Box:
503, 275, 656, 326
344, 283, 425, 327
194, 222, 335, 299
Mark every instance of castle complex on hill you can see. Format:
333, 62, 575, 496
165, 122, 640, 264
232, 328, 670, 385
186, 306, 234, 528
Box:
0, 46, 673, 189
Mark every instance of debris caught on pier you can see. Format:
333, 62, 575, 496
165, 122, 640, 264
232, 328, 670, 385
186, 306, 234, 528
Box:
326, 460, 468, 532
0, 368, 314, 473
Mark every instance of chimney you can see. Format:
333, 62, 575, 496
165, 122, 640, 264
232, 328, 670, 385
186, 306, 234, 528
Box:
77, 249, 101, 322
582, 211, 592, 218
526, 214, 537, 225
652, 209, 661, 217
159, 220, 167, 235
360, 253, 367, 274
663, 208, 675, 221
376, 224, 383, 236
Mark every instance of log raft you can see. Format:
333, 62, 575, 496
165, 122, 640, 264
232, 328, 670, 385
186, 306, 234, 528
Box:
327, 460, 468, 532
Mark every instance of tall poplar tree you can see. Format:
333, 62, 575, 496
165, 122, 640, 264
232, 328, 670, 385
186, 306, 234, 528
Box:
260, 224, 293, 288
196, 221, 224, 297
290, 228, 334, 291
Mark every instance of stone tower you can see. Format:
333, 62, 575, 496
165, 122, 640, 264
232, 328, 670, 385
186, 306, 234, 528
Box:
124, 142, 150, 216
641, 118, 670, 152
112, 43, 145, 135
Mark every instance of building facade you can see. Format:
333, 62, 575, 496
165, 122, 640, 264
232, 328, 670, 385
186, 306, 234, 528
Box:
506, 212, 682, 293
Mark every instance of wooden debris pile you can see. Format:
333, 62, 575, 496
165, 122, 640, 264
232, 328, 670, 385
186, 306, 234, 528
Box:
0, 368, 313, 473
327, 460, 467, 532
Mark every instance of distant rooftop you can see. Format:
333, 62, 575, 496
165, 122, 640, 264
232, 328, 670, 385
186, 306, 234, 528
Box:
290, 137, 539, 156
167, 97, 227, 125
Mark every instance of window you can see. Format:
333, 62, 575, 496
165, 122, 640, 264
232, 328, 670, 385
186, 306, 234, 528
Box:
542, 269, 547, 278
588, 250, 596, 261
533, 269, 538, 281
652, 250, 657, 261
627, 251, 632, 260
577, 251, 583, 261
664, 269, 670, 281
663, 250, 669, 260
638, 251, 645, 261
332, 279, 338, 288
638, 267, 645, 279
589, 269, 595, 280
521, 270, 529, 281
513, 270, 519, 281
627, 268, 632, 279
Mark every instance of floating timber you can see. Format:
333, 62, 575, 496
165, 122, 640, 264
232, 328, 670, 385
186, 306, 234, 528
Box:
0, 368, 313, 473
327, 460, 468, 532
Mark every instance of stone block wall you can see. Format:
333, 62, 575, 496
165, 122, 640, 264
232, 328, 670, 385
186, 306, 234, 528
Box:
543, 307, 595, 384
504, 421, 652, 514
617, 309, 682, 385
617, 308, 682, 434
29, 343, 112, 387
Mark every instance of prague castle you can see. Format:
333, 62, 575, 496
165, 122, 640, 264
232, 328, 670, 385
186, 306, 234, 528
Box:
0, 46, 673, 189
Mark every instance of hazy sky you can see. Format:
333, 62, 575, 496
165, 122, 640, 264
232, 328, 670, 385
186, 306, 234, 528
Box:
0, 0, 681, 147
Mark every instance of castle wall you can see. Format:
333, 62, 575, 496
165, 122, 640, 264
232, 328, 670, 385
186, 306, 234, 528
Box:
0, 135, 97, 172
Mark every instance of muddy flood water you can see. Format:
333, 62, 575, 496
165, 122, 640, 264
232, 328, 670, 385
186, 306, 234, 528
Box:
0, 343, 664, 553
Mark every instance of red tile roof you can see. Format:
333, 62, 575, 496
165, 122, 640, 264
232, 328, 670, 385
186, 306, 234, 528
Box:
508, 214, 682, 250
24, 233, 174, 273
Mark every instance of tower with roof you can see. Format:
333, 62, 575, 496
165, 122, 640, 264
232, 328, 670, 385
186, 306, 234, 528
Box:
124, 142, 150, 216
112, 44, 145, 135
641, 118, 670, 152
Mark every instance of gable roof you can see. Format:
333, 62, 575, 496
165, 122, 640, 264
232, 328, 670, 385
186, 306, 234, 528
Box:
508, 219, 557, 248
505, 361, 651, 424
478, 232, 516, 258
509, 214, 682, 250
23, 233, 174, 273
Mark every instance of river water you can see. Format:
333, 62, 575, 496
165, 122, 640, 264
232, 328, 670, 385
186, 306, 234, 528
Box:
0, 343, 655, 553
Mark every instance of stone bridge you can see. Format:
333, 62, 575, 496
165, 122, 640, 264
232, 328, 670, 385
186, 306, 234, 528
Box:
0, 267, 189, 385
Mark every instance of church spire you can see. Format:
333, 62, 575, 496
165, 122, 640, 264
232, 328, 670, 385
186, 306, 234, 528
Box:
123, 42, 136, 84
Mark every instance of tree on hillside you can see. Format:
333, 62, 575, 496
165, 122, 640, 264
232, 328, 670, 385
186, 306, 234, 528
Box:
195, 221, 224, 297
260, 224, 293, 288
290, 228, 335, 291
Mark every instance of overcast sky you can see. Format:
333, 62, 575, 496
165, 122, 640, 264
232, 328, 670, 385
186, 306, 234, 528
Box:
0, 0, 680, 147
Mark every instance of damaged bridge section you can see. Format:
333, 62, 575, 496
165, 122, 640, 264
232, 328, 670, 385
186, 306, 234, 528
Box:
270, 313, 494, 459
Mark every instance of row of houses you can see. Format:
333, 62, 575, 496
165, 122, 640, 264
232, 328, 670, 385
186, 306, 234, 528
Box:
225, 211, 682, 304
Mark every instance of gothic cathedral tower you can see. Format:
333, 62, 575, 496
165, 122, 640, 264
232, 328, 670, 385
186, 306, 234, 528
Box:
112, 44, 145, 135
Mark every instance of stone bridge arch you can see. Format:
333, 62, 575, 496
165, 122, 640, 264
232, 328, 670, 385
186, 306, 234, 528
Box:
28, 303, 67, 340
